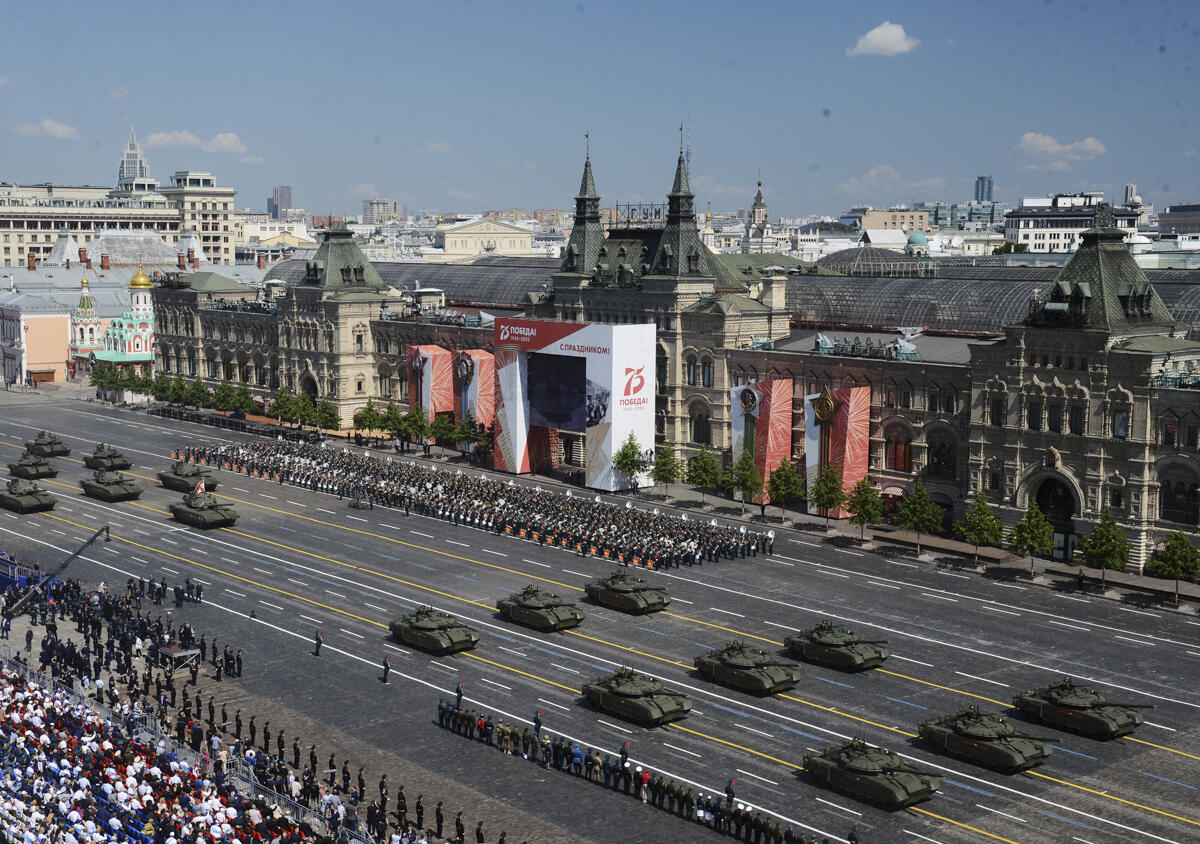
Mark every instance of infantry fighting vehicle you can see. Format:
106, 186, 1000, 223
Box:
0, 478, 56, 514
84, 443, 132, 471
693, 641, 802, 695
25, 431, 70, 457
804, 739, 941, 809
584, 569, 671, 614
583, 666, 692, 727
918, 707, 1056, 773
389, 606, 480, 654
1011, 678, 1153, 739
785, 620, 889, 670
497, 584, 585, 631
169, 492, 238, 529
80, 470, 143, 503
158, 461, 219, 492
7, 450, 59, 480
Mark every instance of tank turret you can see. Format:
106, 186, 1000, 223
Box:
583, 666, 692, 727
804, 738, 940, 809
80, 470, 143, 502
585, 569, 671, 614
169, 492, 238, 529
158, 461, 220, 492
919, 707, 1056, 773
497, 584, 585, 631
84, 443, 133, 471
1012, 677, 1153, 739
784, 620, 889, 670
0, 478, 57, 514
25, 431, 70, 457
7, 449, 59, 480
693, 641, 801, 695
389, 606, 480, 654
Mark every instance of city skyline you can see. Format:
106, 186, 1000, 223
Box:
1, 0, 1196, 217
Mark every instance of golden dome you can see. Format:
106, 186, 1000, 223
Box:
129, 263, 152, 290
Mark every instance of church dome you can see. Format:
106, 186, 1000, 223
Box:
129, 263, 152, 290
907, 231, 928, 246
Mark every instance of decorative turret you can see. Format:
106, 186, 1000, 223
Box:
560, 145, 605, 277
128, 262, 152, 290
650, 145, 711, 280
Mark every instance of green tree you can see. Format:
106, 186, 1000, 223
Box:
167, 375, 188, 404
232, 382, 257, 414
844, 478, 883, 541
403, 408, 429, 444
954, 491, 1005, 564
292, 391, 315, 428
894, 480, 944, 556
267, 387, 295, 423
150, 373, 173, 402
314, 399, 341, 431
686, 445, 720, 503
429, 414, 458, 448
89, 362, 117, 392
212, 379, 236, 412
729, 446, 764, 514
475, 423, 495, 455
650, 442, 684, 496
766, 460, 804, 519
809, 463, 845, 528
1080, 507, 1128, 589
611, 432, 645, 492
1010, 500, 1055, 577
354, 397, 381, 433
382, 400, 404, 439
1153, 530, 1200, 605
184, 378, 212, 409
454, 412, 479, 450
993, 242, 1029, 255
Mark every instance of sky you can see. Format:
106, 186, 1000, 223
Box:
1, 0, 1197, 218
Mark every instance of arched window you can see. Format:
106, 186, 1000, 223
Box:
87, 328, 94, 342
927, 429, 958, 479
686, 355, 698, 386
1160, 469, 1200, 524
885, 426, 913, 472
689, 404, 712, 445
701, 357, 715, 388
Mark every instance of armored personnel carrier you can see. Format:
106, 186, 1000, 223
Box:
583, 666, 692, 727
1012, 678, 1153, 739
80, 470, 143, 503
169, 492, 238, 529
497, 584, 585, 631
84, 443, 133, 471
158, 461, 219, 492
8, 450, 59, 480
0, 478, 56, 514
919, 707, 1056, 773
25, 431, 70, 458
693, 641, 802, 695
804, 739, 941, 809
389, 606, 479, 654
785, 620, 889, 670
585, 569, 671, 614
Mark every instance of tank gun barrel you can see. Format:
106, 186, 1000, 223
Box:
1007, 732, 1061, 743
1107, 702, 1156, 709
858, 639, 888, 644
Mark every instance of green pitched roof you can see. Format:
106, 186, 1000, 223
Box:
683, 293, 771, 315
303, 227, 386, 294
185, 271, 253, 294
708, 253, 807, 293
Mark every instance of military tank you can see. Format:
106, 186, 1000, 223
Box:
693, 641, 802, 695
1011, 678, 1153, 739
80, 470, 143, 503
583, 666, 692, 727
158, 460, 219, 492
496, 584, 585, 631
0, 478, 56, 514
918, 707, 1057, 773
84, 443, 133, 471
389, 606, 480, 654
25, 431, 70, 458
785, 620, 889, 671
169, 492, 238, 529
585, 569, 671, 614
804, 738, 941, 809
7, 450, 59, 480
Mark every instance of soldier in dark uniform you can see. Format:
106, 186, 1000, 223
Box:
341, 760, 350, 794
435, 802, 445, 838
358, 767, 366, 802
415, 794, 424, 830
292, 738, 301, 769
455, 811, 465, 843
234, 709, 242, 739
248, 715, 257, 748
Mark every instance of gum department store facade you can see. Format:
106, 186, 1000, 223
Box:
152, 153, 1200, 571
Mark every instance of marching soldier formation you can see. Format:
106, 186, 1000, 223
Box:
184, 440, 773, 568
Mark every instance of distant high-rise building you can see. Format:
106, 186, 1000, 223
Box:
974, 175, 994, 203
362, 198, 397, 225
116, 128, 155, 193
268, 186, 293, 220
1124, 183, 1139, 205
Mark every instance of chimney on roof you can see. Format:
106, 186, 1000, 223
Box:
26, 252, 36, 271
177, 252, 186, 270
100, 253, 110, 271
257, 253, 266, 270
190, 252, 199, 269
85, 256, 93, 270
66, 258, 71, 269
187, 247, 195, 266
283, 250, 293, 261
78, 247, 87, 264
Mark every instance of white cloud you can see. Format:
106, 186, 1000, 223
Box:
847, 21, 920, 57
691, 174, 751, 199
143, 129, 248, 154
1184, 149, 1197, 158
108, 85, 128, 100
12, 118, 78, 139
421, 140, 452, 153
0, 76, 11, 87
239, 155, 265, 164
443, 183, 480, 202
1016, 132, 1105, 171
499, 158, 514, 169
838, 164, 946, 195
349, 183, 378, 197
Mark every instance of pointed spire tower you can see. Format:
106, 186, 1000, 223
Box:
560, 141, 604, 278
651, 141, 711, 282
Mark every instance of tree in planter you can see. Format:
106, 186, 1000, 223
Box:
314, 399, 341, 431
475, 423, 495, 456
686, 445, 720, 504
844, 479, 883, 541
150, 373, 174, 403
651, 442, 684, 497
954, 490, 1005, 564
766, 460, 804, 520
89, 362, 118, 393
184, 378, 212, 409
232, 382, 257, 415
212, 379, 237, 412
382, 400, 403, 442
428, 414, 459, 452
612, 432, 645, 493
454, 412, 479, 452
1010, 500, 1054, 577
291, 391, 315, 428
404, 408, 429, 450
266, 387, 295, 423
809, 463, 845, 529
1080, 507, 1128, 589
729, 447, 763, 515
167, 375, 188, 405
894, 480, 944, 557
1153, 530, 1200, 605
354, 397, 382, 434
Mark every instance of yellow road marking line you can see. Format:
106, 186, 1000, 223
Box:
909, 807, 1021, 844
660, 611, 780, 645
779, 693, 917, 738
1122, 735, 1200, 761
565, 629, 691, 669
877, 668, 1008, 707
1026, 770, 1200, 827
460, 653, 580, 694
666, 723, 802, 769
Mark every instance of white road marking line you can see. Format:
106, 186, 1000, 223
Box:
736, 768, 780, 786
481, 678, 512, 691
287, 578, 308, 586
253, 567, 272, 575
161, 566, 179, 574
867, 581, 901, 590
193, 578, 210, 585
1059, 595, 1090, 603
130, 556, 148, 564
814, 797, 861, 816
497, 646, 525, 658
764, 621, 799, 631
537, 698, 570, 712
363, 603, 386, 612
523, 559, 551, 568
1187, 651, 1200, 658
346, 515, 368, 522
711, 607, 745, 617
768, 558, 795, 566
561, 569, 590, 577
316, 508, 335, 515
1048, 620, 1091, 632
904, 832, 946, 844
835, 549, 863, 557
920, 593, 957, 602
224, 589, 245, 597
103, 547, 119, 555
50, 529, 66, 535
286, 501, 305, 507
994, 582, 1027, 590
445, 539, 468, 546
663, 742, 702, 758
888, 559, 918, 568
1114, 635, 1154, 645
954, 670, 1009, 688
384, 644, 409, 654
981, 605, 1021, 616
1143, 721, 1176, 731
1119, 607, 1159, 618
550, 663, 580, 674
789, 540, 821, 548
324, 590, 345, 598
733, 723, 774, 739
597, 719, 633, 734
220, 557, 241, 566
890, 655, 933, 668
484, 549, 508, 557
976, 804, 1026, 823
411, 531, 433, 538
300, 615, 322, 625
671, 597, 693, 604
430, 661, 458, 672
190, 548, 210, 556
339, 628, 364, 639
160, 538, 177, 545
936, 571, 970, 579
259, 494, 278, 500
820, 570, 850, 578
258, 601, 283, 611
231, 487, 248, 492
